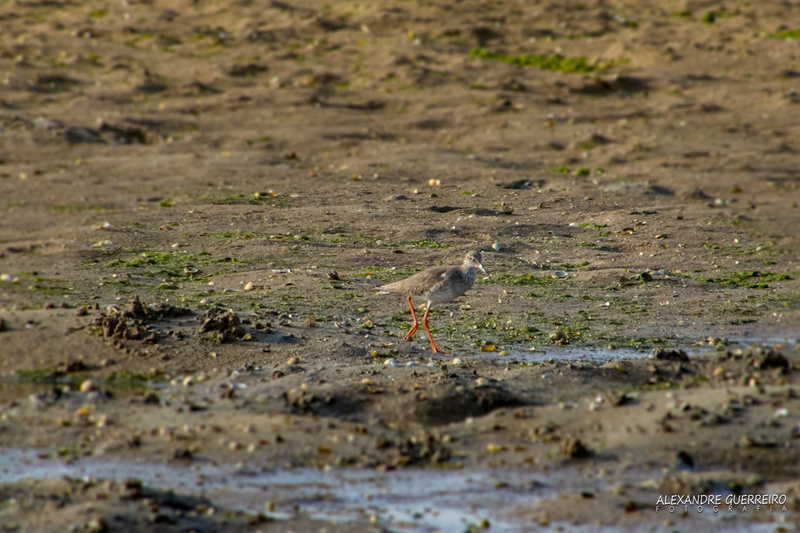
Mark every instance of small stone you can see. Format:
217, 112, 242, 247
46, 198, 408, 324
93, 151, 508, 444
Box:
80, 379, 95, 393
243, 281, 254, 291
452, 357, 462, 365
675, 450, 694, 469
560, 437, 591, 458
287, 357, 299, 365
86, 517, 108, 533
549, 329, 568, 345
182, 376, 194, 387
384, 358, 398, 367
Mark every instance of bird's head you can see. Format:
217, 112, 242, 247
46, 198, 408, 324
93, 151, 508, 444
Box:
464, 250, 489, 278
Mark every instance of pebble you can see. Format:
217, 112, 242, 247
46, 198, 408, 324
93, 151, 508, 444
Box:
287, 357, 299, 365
486, 443, 502, 454
243, 281, 254, 291
80, 379, 95, 393
182, 376, 194, 387
452, 357, 462, 365
491, 242, 501, 251
384, 358, 398, 366
86, 517, 108, 533
406, 361, 419, 367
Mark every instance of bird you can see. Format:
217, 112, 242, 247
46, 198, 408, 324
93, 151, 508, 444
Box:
378, 250, 488, 354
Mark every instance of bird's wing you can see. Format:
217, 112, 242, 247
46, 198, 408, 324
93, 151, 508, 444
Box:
427, 268, 455, 295
380, 266, 450, 296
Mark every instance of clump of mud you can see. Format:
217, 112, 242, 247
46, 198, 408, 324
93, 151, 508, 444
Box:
738, 345, 791, 370
0, 476, 262, 533
390, 433, 452, 467
402, 382, 529, 425
90, 295, 192, 342
200, 307, 247, 343
685, 344, 795, 388
652, 347, 689, 361
91, 302, 147, 341
283, 386, 337, 413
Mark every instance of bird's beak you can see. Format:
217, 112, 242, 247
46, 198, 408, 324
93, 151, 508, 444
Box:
479, 263, 489, 279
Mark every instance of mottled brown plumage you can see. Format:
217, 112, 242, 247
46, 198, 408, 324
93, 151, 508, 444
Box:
379, 251, 487, 353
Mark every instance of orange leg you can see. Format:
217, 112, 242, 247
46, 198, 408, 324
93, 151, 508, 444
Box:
422, 304, 450, 354
404, 296, 419, 341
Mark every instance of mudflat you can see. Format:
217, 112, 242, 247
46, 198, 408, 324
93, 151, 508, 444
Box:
1, 1, 799, 531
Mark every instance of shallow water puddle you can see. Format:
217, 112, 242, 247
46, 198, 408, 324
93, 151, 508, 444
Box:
0, 449, 642, 531
495, 345, 651, 364
0, 449, 783, 532
492, 337, 799, 364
